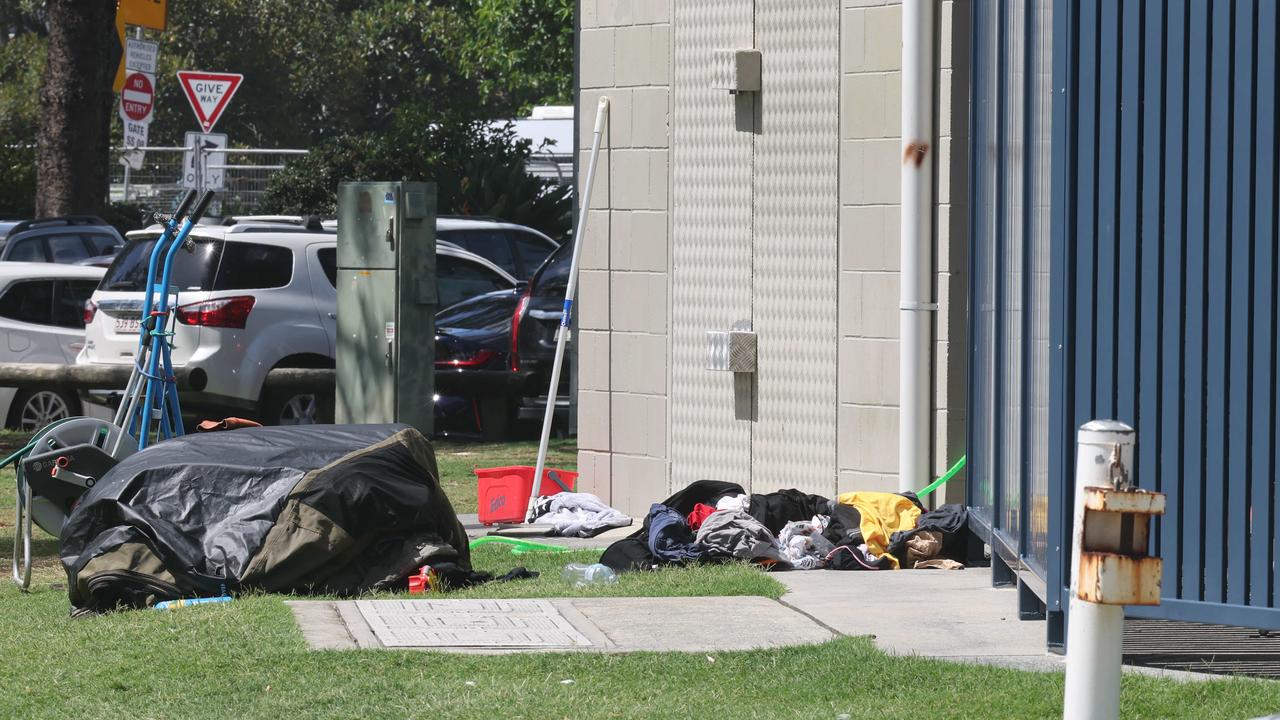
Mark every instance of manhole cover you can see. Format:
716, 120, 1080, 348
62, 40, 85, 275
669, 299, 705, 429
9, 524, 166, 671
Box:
354, 599, 594, 649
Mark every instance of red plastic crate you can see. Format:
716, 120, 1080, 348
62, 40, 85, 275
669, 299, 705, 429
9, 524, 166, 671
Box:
475, 465, 578, 525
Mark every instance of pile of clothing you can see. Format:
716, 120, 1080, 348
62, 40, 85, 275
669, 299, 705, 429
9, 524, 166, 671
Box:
600, 480, 969, 574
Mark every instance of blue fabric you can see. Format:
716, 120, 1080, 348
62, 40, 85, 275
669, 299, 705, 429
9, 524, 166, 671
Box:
646, 504, 709, 563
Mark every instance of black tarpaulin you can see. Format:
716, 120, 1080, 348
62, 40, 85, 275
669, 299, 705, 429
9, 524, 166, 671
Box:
60, 424, 468, 615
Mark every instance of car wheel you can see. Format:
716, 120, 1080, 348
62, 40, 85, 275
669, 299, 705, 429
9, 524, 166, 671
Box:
8, 388, 80, 431
260, 390, 333, 426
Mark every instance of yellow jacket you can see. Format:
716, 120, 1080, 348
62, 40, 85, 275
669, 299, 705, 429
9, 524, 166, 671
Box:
835, 491, 922, 569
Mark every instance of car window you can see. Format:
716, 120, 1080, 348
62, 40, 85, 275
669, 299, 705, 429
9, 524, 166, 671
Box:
437, 255, 513, 310
439, 229, 519, 278
85, 233, 121, 256
0, 279, 54, 325
47, 234, 90, 263
102, 237, 220, 292
212, 242, 293, 290
317, 247, 337, 288
52, 280, 99, 328
436, 290, 519, 330
7, 237, 45, 262
533, 241, 572, 301
513, 232, 555, 278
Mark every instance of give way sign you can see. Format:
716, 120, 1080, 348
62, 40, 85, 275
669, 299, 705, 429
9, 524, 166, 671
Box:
176, 70, 244, 133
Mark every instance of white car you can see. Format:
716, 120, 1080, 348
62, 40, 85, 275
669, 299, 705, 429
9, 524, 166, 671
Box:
319, 216, 558, 280
80, 220, 338, 425
79, 218, 520, 425
0, 262, 105, 429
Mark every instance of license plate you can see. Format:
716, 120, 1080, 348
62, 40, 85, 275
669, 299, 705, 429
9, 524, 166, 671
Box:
114, 317, 141, 334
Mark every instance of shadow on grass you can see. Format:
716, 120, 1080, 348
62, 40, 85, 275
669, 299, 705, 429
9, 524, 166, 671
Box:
0, 533, 61, 570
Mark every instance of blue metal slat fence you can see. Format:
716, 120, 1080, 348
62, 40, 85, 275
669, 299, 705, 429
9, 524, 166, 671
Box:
1159, 0, 1188, 607
1136, 0, 1164, 564
1251, 0, 1277, 611
1226, 0, 1256, 610
968, 0, 1280, 645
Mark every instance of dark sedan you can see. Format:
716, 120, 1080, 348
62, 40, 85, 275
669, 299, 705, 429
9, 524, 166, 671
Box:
433, 287, 531, 439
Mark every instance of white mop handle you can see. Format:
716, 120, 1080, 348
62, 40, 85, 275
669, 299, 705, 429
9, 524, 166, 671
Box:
527, 96, 609, 520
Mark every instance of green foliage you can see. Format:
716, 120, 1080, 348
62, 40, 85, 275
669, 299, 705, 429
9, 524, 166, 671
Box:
146, 0, 573, 148
97, 201, 150, 236
0, 0, 575, 218
0, 29, 43, 215
462, 0, 575, 109
0, 144, 35, 217
261, 121, 573, 238
0, 30, 44, 141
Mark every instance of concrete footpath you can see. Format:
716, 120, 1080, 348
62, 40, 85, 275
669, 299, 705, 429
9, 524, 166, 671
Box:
774, 569, 1058, 671
286, 522, 1210, 678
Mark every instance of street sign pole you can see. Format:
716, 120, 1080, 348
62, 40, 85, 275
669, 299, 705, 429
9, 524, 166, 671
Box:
122, 27, 141, 202
118, 30, 158, 203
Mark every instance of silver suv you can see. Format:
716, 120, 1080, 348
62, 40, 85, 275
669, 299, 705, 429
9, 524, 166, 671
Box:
79, 220, 338, 424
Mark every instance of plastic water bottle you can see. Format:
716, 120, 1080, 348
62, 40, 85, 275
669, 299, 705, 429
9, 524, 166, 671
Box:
562, 563, 617, 586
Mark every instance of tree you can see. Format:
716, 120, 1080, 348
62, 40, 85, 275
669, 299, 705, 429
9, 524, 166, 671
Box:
0, 24, 44, 216
461, 0, 574, 109
261, 121, 573, 239
2, 0, 575, 219
34, 0, 118, 217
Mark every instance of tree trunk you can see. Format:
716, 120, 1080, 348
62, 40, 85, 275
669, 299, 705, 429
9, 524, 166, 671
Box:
34, 1, 118, 218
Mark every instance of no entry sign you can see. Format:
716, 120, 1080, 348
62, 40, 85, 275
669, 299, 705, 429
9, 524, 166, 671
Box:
176, 70, 244, 133
119, 71, 154, 123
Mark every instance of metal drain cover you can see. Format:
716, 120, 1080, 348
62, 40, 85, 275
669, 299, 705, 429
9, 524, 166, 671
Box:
354, 599, 594, 649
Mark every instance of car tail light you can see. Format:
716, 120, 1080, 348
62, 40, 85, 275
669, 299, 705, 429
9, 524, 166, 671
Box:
510, 290, 531, 371
82, 300, 97, 326
175, 296, 256, 328
435, 349, 497, 369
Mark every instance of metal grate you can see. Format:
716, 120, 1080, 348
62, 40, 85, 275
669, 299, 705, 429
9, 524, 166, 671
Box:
1124, 619, 1280, 679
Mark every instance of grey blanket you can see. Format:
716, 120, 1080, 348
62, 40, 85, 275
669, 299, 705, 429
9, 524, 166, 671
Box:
695, 510, 786, 563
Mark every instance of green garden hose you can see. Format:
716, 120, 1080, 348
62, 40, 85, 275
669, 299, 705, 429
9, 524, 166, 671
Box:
469, 536, 569, 554
918, 455, 966, 497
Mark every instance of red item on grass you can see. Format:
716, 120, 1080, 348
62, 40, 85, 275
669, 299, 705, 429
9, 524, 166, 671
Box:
408, 565, 438, 594
687, 503, 716, 532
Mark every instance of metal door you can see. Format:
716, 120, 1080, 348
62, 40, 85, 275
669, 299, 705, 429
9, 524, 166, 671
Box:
670, 0, 756, 492
749, 0, 839, 495
337, 183, 399, 270
335, 268, 396, 424
670, 0, 839, 496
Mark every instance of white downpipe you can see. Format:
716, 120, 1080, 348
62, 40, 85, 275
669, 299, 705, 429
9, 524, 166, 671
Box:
900, 0, 936, 493
525, 96, 610, 522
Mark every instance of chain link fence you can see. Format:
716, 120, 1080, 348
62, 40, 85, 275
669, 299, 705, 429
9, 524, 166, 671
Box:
110, 146, 308, 215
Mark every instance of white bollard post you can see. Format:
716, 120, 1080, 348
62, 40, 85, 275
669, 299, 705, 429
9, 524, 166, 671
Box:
1063, 420, 1134, 720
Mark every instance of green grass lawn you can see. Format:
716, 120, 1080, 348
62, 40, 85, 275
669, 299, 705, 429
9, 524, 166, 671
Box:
1, 430, 1278, 719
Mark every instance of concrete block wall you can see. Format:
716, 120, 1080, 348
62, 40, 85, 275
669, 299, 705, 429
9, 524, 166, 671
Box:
576, 0, 969, 514
576, 0, 672, 516
836, 0, 969, 505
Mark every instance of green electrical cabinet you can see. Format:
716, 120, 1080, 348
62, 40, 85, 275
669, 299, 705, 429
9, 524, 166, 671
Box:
335, 181, 437, 435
